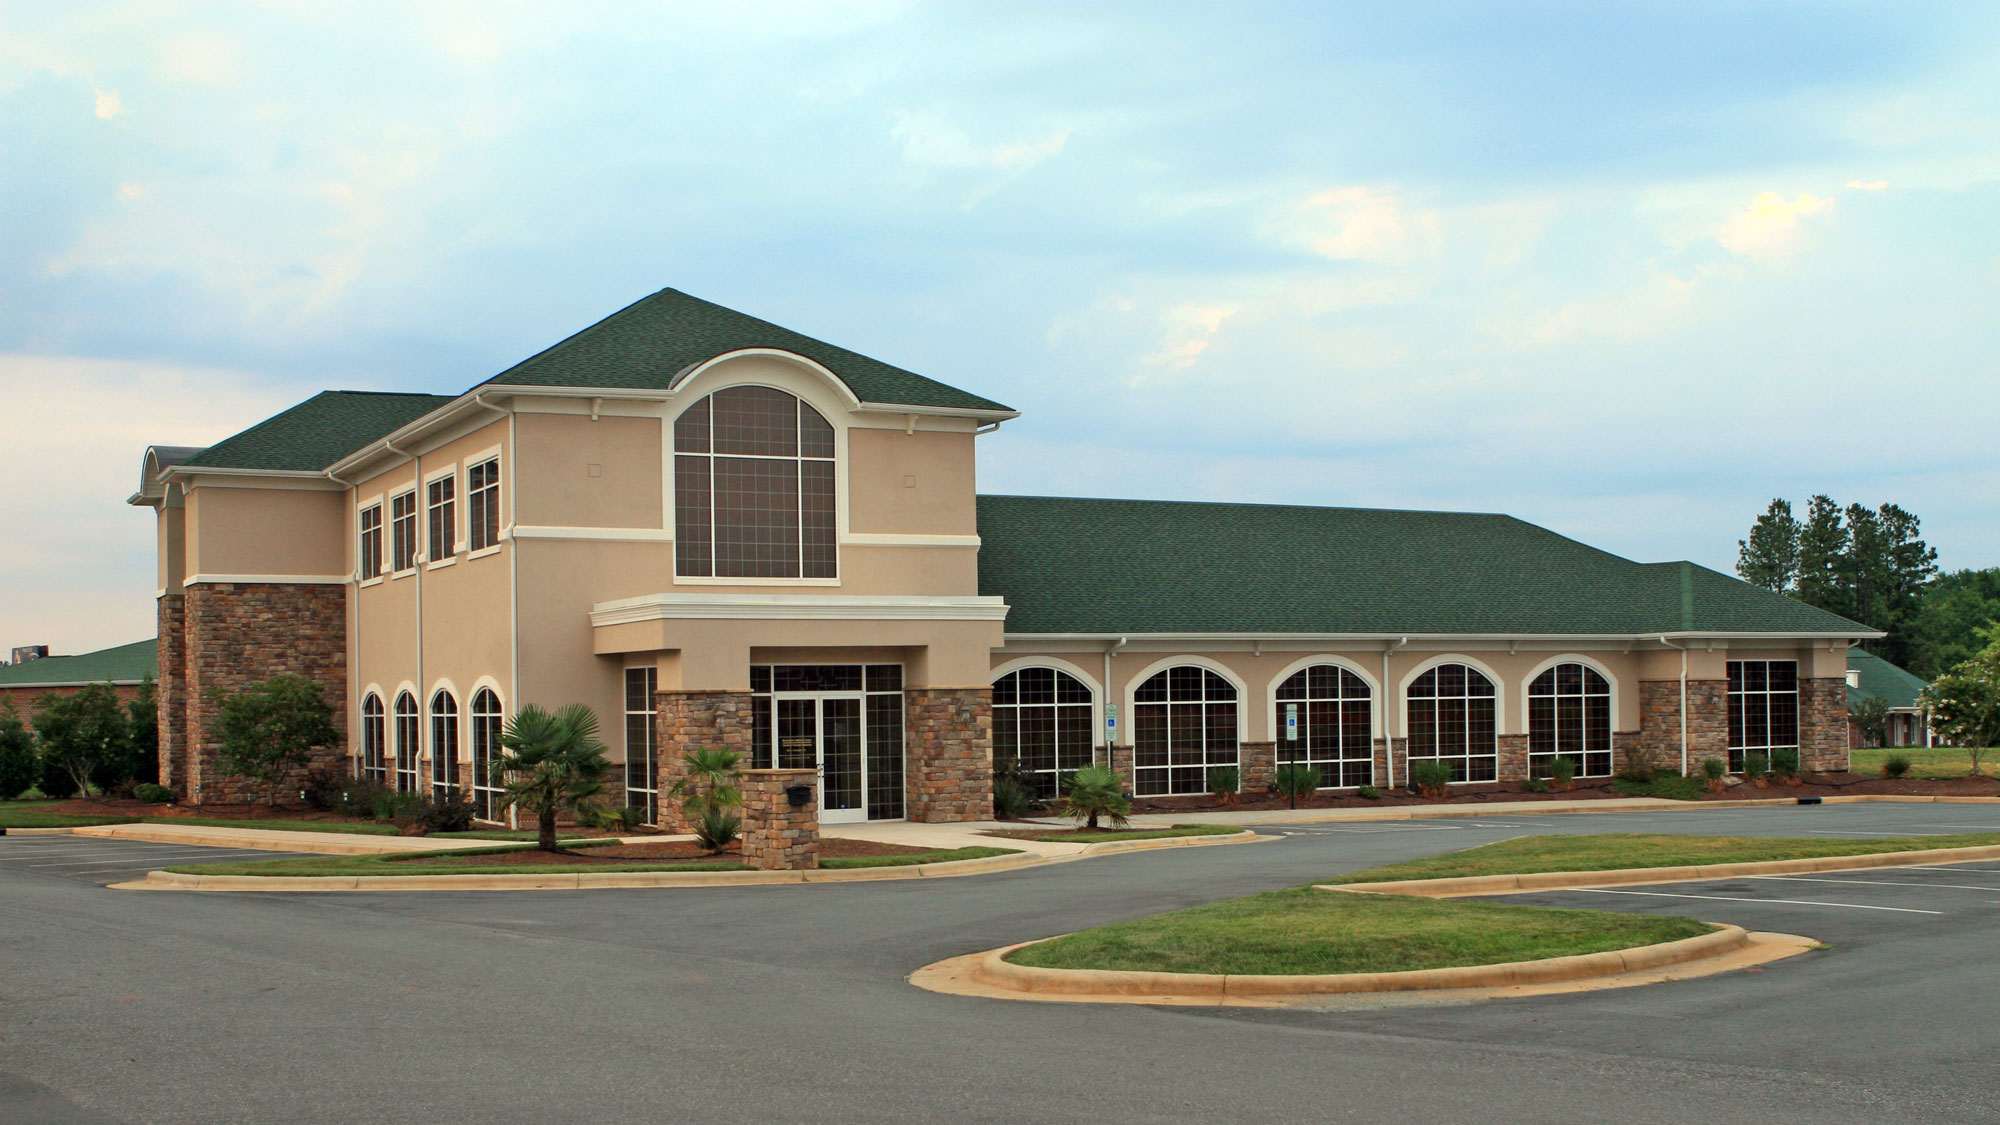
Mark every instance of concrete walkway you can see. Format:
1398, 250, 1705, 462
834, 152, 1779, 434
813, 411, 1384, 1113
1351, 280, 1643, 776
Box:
823, 817, 1092, 859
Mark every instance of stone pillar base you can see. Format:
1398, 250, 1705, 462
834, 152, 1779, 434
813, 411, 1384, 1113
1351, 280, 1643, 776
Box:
1241, 741, 1277, 793
654, 690, 756, 832
741, 769, 819, 870
906, 688, 993, 822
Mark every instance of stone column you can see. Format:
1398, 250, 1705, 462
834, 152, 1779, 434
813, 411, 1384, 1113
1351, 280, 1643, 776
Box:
905, 687, 993, 822
1636, 679, 1729, 774
156, 594, 190, 801
1241, 741, 1277, 794
1798, 677, 1850, 773
1375, 736, 1408, 790
652, 689, 757, 832
183, 582, 347, 805
1496, 733, 1529, 781
740, 768, 819, 871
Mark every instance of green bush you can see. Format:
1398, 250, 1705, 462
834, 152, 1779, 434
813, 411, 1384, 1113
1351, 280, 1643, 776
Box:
1769, 748, 1801, 778
694, 807, 741, 851
1060, 765, 1131, 830
1411, 761, 1453, 799
1273, 763, 1319, 800
1743, 752, 1770, 780
1616, 744, 1663, 786
991, 752, 1039, 819
300, 767, 352, 811
580, 804, 648, 832
1702, 756, 1728, 782
1356, 785, 1383, 800
1548, 756, 1577, 788
37, 758, 80, 800
133, 782, 173, 804
1206, 765, 1241, 801
1883, 754, 1912, 779
0, 707, 36, 801
1518, 777, 1549, 794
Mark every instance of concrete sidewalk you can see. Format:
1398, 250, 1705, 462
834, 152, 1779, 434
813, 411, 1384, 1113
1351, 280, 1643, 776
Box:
822, 818, 1090, 859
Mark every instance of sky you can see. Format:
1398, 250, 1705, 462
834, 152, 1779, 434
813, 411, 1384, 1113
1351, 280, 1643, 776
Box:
2, 1, 1998, 655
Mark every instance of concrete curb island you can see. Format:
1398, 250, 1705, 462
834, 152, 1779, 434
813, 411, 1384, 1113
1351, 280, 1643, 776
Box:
1316, 842, 2000, 899
110, 825, 1272, 892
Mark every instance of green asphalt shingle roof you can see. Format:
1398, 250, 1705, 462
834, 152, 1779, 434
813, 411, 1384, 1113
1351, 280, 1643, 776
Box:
975, 495, 1874, 636
1848, 648, 1927, 711
0, 639, 156, 687
181, 391, 455, 472
481, 288, 1011, 412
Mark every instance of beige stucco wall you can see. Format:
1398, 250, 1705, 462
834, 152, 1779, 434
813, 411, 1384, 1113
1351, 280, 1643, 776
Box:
185, 486, 346, 578
593, 615, 999, 690
156, 502, 185, 591
846, 428, 978, 535
513, 413, 663, 529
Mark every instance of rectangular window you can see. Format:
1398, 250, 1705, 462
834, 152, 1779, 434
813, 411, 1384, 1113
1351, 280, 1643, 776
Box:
427, 474, 456, 562
390, 491, 418, 572
467, 458, 501, 551
358, 504, 382, 579
1727, 660, 1799, 771
624, 667, 658, 822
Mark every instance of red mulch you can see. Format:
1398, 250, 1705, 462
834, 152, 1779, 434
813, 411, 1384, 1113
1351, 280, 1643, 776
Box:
400, 836, 935, 867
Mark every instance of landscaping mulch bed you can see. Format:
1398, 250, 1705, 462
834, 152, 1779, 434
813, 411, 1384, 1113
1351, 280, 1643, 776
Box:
1127, 771, 2000, 814
400, 837, 937, 867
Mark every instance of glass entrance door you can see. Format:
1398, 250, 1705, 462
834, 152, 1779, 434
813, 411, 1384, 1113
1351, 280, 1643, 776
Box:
752, 664, 907, 822
772, 694, 867, 824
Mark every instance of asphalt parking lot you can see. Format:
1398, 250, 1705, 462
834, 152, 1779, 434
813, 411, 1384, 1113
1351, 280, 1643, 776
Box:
4, 802, 1999, 1125
0, 836, 315, 886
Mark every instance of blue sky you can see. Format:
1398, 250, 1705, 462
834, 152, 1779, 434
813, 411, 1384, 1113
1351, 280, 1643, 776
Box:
3, 1, 1997, 653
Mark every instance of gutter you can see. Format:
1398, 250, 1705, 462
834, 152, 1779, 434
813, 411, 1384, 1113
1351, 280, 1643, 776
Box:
1383, 637, 1408, 790
1659, 635, 1689, 775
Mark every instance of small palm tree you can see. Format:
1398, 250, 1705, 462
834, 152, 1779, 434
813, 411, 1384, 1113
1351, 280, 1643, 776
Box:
667, 748, 743, 851
495, 704, 612, 852
1060, 765, 1131, 830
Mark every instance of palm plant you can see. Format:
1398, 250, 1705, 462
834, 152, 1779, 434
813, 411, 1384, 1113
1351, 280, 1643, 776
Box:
1060, 764, 1131, 830
667, 747, 743, 852
494, 704, 612, 852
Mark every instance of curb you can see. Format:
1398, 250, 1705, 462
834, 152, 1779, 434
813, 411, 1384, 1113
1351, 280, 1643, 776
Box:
0, 827, 79, 837
1128, 792, 2000, 828
1317, 842, 2000, 899
966, 925, 1750, 999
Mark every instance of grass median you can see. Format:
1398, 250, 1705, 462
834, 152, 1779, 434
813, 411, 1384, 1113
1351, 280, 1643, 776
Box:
1850, 746, 1993, 779
1004, 888, 1713, 976
163, 842, 1019, 878
1332, 831, 2000, 884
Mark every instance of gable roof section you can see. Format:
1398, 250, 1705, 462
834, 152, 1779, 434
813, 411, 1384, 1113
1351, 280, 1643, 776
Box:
181, 391, 456, 472
1848, 648, 1927, 711
480, 288, 1011, 412
975, 494, 1872, 637
0, 639, 157, 688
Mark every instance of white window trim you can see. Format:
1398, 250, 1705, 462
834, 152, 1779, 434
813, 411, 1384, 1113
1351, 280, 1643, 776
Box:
467, 545, 503, 561
356, 495, 386, 581
1398, 654, 1508, 735
991, 656, 1106, 749
464, 446, 505, 553
389, 488, 420, 575
1119, 654, 1250, 749
424, 462, 462, 560
1264, 654, 1382, 757
1519, 653, 1622, 733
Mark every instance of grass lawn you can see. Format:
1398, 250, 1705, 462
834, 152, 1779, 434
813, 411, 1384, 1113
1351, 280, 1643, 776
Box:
0, 808, 141, 829
990, 824, 1245, 844
1850, 746, 1994, 779
164, 842, 1019, 877
1005, 888, 1713, 976
1334, 831, 2000, 884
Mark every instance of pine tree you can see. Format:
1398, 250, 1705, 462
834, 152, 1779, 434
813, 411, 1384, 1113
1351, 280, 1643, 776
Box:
1736, 498, 1801, 593
1793, 495, 1850, 617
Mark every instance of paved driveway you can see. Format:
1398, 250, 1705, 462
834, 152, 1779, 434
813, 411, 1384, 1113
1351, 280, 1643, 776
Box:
3, 802, 1997, 1124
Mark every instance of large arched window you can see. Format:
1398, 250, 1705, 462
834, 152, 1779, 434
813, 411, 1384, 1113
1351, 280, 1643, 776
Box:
993, 667, 1095, 800
393, 691, 420, 793
1132, 666, 1238, 797
1275, 665, 1374, 788
359, 693, 386, 783
1528, 663, 1612, 778
430, 690, 460, 798
674, 386, 836, 579
1407, 663, 1498, 782
470, 689, 505, 821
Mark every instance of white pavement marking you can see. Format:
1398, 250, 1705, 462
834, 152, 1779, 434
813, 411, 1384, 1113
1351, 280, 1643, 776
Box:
26, 850, 278, 868
1559, 887, 1944, 915
1746, 874, 2000, 893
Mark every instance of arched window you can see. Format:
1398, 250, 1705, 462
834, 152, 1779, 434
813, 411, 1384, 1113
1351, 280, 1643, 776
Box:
430, 690, 460, 798
470, 689, 505, 821
1529, 663, 1612, 778
393, 691, 420, 793
1132, 666, 1238, 796
359, 694, 386, 783
674, 386, 836, 579
1275, 665, 1374, 788
993, 667, 1095, 800
1407, 663, 1497, 782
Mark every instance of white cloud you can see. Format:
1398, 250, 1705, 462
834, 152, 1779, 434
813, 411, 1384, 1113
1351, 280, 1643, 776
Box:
92, 88, 121, 118
1137, 303, 1236, 378
1289, 186, 1441, 264
1716, 190, 1836, 256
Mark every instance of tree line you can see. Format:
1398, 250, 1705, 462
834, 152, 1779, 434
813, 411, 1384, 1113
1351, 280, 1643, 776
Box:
0, 683, 158, 800
1737, 496, 2000, 679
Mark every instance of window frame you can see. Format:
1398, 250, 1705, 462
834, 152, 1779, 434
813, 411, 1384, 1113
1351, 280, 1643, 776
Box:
389, 490, 419, 574
1273, 661, 1376, 789
425, 467, 458, 567
1727, 659, 1800, 771
467, 454, 502, 554
470, 688, 505, 821
672, 385, 839, 583
1404, 660, 1500, 784
429, 689, 460, 798
1129, 662, 1241, 797
357, 502, 383, 582
624, 666, 658, 822
1527, 661, 1613, 778
359, 692, 386, 782
992, 665, 1097, 801
393, 690, 421, 793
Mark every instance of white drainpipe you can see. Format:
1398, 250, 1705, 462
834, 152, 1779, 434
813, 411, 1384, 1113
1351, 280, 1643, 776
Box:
1383, 637, 1408, 789
1659, 635, 1689, 775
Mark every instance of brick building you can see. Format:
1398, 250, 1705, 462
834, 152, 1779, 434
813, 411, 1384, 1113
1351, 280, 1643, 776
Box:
0, 639, 156, 720
130, 288, 1873, 816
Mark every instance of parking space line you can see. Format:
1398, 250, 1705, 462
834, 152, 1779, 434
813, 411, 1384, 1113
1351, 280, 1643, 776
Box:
27, 850, 278, 868
1558, 887, 1944, 915
1746, 874, 2000, 893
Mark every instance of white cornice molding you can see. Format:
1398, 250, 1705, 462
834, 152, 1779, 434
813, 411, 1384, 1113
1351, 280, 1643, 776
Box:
842, 533, 981, 548
591, 592, 1010, 627
185, 573, 350, 586
511, 525, 672, 542
1000, 630, 1879, 649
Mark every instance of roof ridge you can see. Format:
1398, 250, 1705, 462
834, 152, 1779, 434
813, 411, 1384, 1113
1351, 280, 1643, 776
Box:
481, 286, 680, 389
977, 493, 1515, 519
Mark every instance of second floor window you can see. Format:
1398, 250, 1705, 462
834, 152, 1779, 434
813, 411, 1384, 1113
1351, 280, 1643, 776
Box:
427, 475, 456, 561
358, 503, 382, 579
390, 491, 417, 572
468, 458, 501, 551
674, 386, 836, 579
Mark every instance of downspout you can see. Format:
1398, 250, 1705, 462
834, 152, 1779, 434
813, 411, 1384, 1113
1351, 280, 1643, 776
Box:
1660, 636, 1689, 775
1105, 637, 1128, 784
1383, 637, 1408, 789
327, 464, 360, 779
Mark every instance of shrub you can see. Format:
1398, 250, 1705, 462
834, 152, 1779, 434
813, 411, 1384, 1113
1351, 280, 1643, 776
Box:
1411, 761, 1452, 800
694, 807, 741, 852
1518, 777, 1549, 794
133, 782, 173, 804
212, 676, 339, 806
580, 804, 648, 833
1616, 743, 1664, 786
1702, 756, 1728, 782
1882, 753, 1912, 779
1206, 766, 1241, 802
1743, 752, 1770, 781
498, 704, 616, 852
300, 767, 351, 811
1356, 785, 1383, 800
37, 758, 80, 800
416, 792, 478, 834
329, 776, 394, 820
1548, 756, 1578, 789
0, 707, 36, 801
1060, 765, 1131, 830
991, 753, 1039, 819
33, 684, 134, 798
1273, 763, 1319, 800
1769, 748, 1801, 779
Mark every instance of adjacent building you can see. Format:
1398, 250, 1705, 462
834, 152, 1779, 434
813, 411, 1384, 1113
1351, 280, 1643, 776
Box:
131, 288, 1875, 818
0, 639, 157, 719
